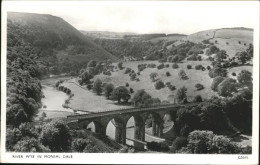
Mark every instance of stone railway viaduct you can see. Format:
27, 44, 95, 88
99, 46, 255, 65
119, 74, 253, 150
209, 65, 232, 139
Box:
65, 103, 199, 148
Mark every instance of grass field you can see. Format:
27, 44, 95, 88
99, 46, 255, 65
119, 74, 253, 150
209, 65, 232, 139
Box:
62, 79, 132, 112
95, 60, 215, 102
59, 60, 216, 112
227, 65, 253, 79
167, 28, 253, 58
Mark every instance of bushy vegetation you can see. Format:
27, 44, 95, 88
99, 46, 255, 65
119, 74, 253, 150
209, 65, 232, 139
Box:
172, 63, 179, 69
176, 86, 187, 103
94, 38, 161, 60
187, 64, 192, 69
211, 76, 225, 91
209, 64, 227, 78
185, 130, 240, 154
195, 83, 204, 91
147, 141, 169, 152
132, 89, 160, 107
110, 86, 131, 104
178, 70, 189, 80
155, 80, 165, 90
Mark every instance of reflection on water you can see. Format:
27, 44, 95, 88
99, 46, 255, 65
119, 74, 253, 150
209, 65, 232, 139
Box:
40, 85, 73, 113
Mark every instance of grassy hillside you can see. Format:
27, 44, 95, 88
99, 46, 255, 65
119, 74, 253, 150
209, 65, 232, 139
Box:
7, 12, 117, 76
169, 28, 253, 58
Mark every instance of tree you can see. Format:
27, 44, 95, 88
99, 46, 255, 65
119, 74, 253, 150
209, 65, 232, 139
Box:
187, 130, 240, 154
216, 50, 228, 62
117, 62, 123, 70
178, 70, 189, 80
80, 70, 93, 84
110, 86, 130, 103
87, 60, 97, 68
103, 83, 114, 99
237, 70, 252, 86
72, 138, 89, 152
172, 63, 179, 69
150, 72, 158, 82
195, 84, 204, 91
206, 45, 220, 55
187, 65, 192, 69
93, 78, 102, 95
209, 65, 227, 78
155, 80, 165, 90
211, 76, 225, 91
13, 137, 50, 152
166, 71, 171, 76
40, 120, 71, 152
176, 86, 187, 103
217, 78, 237, 97
193, 95, 203, 102
235, 51, 251, 64
246, 44, 253, 57
172, 56, 179, 63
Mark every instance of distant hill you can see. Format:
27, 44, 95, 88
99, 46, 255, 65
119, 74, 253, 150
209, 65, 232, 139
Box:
7, 12, 117, 75
81, 31, 138, 39
168, 27, 253, 57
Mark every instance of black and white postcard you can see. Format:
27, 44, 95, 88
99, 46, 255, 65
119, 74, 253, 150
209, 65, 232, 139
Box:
1, 1, 259, 164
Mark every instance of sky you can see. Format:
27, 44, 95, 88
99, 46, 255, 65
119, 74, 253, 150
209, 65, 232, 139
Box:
3, 1, 258, 35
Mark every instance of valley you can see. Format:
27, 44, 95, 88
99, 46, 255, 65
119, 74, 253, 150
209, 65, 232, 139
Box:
6, 11, 254, 154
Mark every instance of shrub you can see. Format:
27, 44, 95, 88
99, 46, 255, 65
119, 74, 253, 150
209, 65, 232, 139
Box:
226, 42, 229, 45
211, 76, 225, 91
117, 62, 123, 70
165, 64, 169, 68
157, 63, 165, 70
207, 66, 211, 70
93, 78, 102, 95
201, 67, 206, 71
238, 41, 241, 44
172, 137, 188, 152
176, 86, 187, 103
195, 84, 204, 90
40, 120, 71, 152
194, 65, 202, 70
178, 70, 189, 80
103, 83, 114, 99
197, 56, 202, 61
125, 83, 129, 87
232, 72, 236, 76
187, 65, 192, 69
132, 89, 160, 107
13, 137, 50, 152
187, 130, 241, 154
110, 86, 131, 103
148, 63, 156, 68
124, 68, 131, 74
150, 72, 158, 82
129, 88, 134, 94
165, 82, 171, 87
217, 78, 237, 97
172, 63, 179, 69
166, 72, 171, 77
72, 138, 88, 152
193, 95, 203, 102
137, 72, 140, 75
237, 70, 252, 86
209, 65, 227, 78
87, 84, 93, 90
155, 80, 165, 90
170, 85, 176, 91
230, 61, 238, 67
